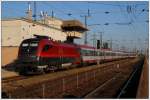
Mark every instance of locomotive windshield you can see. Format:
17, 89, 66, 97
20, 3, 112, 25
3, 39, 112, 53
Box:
20, 41, 39, 56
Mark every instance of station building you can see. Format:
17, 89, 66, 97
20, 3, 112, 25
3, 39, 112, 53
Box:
2, 16, 87, 66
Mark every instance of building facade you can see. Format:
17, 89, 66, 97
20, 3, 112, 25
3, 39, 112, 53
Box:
2, 18, 67, 46
2, 17, 87, 66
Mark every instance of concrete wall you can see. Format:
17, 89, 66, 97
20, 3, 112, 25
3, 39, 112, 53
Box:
2, 19, 67, 46
2, 47, 19, 66
2, 20, 22, 46
47, 17, 63, 29
20, 19, 66, 42
136, 57, 148, 98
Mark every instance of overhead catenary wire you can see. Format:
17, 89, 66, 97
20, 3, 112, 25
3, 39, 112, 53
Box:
88, 2, 147, 7
126, 3, 142, 36
41, 2, 77, 20
118, 4, 135, 33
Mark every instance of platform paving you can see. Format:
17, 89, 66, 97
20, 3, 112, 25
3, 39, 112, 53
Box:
1, 69, 19, 79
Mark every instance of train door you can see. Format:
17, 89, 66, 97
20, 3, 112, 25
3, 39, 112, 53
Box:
103, 51, 106, 60
58, 45, 63, 69
110, 51, 113, 60
78, 48, 83, 65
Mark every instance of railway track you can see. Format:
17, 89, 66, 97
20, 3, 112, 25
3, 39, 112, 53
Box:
80, 57, 144, 98
2, 58, 129, 84
116, 57, 144, 98
2, 58, 137, 98
61, 58, 136, 98
2, 76, 28, 83
2, 58, 131, 86
84, 72, 122, 98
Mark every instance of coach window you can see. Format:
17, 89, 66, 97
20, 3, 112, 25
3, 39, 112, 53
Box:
91, 51, 94, 56
109, 52, 111, 56
105, 52, 108, 56
88, 50, 91, 56
106, 52, 109, 56
93, 51, 95, 56
106, 52, 108, 56
85, 50, 87, 56
81, 50, 85, 56
83, 50, 86, 56
82, 50, 85, 56
99, 51, 101, 56
110, 52, 113, 56
95, 51, 97, 56
89, 51, 91, 56
80, 50, 83, 55
97, 51, 98, 56
85, 50, 88, 56
105, 52, 107, 56
81, 50, 83, 55
84, 50, 87, 56
89, 50, 91, 56
113, 53, 115, 56
116, 53, 118, 56
112, 53, 114, 56
87, 50, 89, 56
96, 51, 98, 56
97, 51, 99, 56
101, 51, 104, 56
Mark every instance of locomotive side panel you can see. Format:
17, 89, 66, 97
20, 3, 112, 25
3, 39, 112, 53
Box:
38, 42, 81, 69
39, 44, 60, 66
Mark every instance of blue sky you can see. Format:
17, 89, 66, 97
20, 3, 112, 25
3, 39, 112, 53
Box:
1, 1, 149, 52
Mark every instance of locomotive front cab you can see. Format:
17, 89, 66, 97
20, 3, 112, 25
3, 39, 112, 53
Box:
18, 39, 40, 64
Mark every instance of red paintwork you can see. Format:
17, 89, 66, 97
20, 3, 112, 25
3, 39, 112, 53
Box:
19, 37, 136, 66
36, 39, 81, 63
36, 39, 119, 64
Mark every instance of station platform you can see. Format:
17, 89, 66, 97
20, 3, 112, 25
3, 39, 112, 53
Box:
136, 57, 148, 98
1, 69, 19, 79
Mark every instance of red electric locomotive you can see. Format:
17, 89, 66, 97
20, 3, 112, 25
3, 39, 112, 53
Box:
17, 35, 81, 74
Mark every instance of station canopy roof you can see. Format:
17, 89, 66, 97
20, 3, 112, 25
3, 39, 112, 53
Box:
62, 20, 88, 32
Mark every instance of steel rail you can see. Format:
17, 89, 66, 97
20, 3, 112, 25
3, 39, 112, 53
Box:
84, 72, 121, 98
117, 63, 139, 98
2, 58, 131, 84
2, 76, 28, 83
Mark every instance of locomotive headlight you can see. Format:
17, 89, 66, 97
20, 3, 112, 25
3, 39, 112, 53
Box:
37, 56, 40, 61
